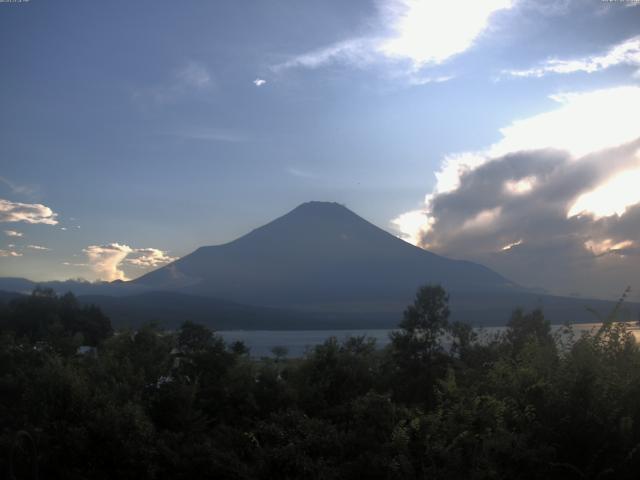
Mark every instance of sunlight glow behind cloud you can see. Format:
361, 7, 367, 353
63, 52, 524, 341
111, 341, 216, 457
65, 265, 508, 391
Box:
427, 86, 640, 198
584, 238, 634, 257
568, 166, 640, 219
379, 0, 512, 67
495, 87, 640, 158
504, 176, 537, 194
393, 85, 640, 246
275, 0, 511, 74
391, 209, 431, 244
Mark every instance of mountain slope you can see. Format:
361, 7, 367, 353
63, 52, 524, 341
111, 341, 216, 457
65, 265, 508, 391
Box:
134, 202, 517, 308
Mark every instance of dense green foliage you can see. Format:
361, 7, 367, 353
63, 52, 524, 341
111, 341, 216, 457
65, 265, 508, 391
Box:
2, 286, 640, 479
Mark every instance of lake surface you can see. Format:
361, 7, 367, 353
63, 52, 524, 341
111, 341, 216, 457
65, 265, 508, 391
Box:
219, 322, 640, 358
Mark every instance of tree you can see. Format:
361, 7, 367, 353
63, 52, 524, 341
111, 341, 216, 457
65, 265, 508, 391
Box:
0, 289, 112, 348
178, 321, 214, 352
391, 284, 450, 361
506, 308, 553, 354
271, 345, 289, 362
389, 285, 451, 406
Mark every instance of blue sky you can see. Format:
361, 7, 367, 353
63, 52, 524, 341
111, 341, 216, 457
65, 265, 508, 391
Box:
1, 0, 640, 299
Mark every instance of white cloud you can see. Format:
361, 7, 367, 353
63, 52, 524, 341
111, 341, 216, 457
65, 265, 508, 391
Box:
84, 243, 133, 281
83, 243, 178, 281
506, 35, 640, 78
126, 248, 178, 268
4, 229, 23, 237
497, 87, 640, 158
27, 244, 50, 251
253, 78, 267, 87
0, 249, 22, 257
0, 199, 58, 225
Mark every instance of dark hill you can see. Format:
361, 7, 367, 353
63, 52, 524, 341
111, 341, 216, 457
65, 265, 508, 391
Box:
76, 291, 397, 330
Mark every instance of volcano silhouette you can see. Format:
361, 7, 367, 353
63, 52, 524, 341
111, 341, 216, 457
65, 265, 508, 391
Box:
133, 202, 516, 310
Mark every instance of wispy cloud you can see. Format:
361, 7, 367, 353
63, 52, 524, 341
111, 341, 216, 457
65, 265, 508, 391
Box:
27, 244, 50, 251
286, 167, 316, 179
505, 35, 640, 78
407, 75, 454, 86
0, 176, 35, 196
176, 61, 212, 89
83, 243, 178, 281
0, 199, 58, 225
273, 38, 377, 72
135, 60, 214, 105
62, 261, 89, 267
171, 127, 247, 143
4, 229, 23, 237
253, 78, 267, 87
274, 0, 512, 75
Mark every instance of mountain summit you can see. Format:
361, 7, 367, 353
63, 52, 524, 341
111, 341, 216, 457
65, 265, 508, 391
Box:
133, 202, 515, 309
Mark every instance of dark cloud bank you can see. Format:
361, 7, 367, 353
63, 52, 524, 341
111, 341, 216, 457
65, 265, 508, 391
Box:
420, 138, 640, 300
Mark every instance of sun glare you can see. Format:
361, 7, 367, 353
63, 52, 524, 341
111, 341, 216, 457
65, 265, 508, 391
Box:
391, 209, 431, 245
494, 86, 640, 158
568, 166, 640, 219
379, 0, 512, 67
